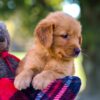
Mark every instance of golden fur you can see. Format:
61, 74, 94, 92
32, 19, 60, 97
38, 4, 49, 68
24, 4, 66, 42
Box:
14, 11, 82, 90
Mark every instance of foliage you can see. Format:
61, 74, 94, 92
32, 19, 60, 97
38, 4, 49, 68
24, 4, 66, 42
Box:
0, 0, 62, 35
79, 0, 100, 99
0, 0, 63, 50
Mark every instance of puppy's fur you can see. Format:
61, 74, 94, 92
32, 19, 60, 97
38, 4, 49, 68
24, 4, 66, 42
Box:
14, 12, 82, 90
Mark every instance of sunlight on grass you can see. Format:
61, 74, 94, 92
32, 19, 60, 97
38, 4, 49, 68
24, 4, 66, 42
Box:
11, 52, 26, 59
75, 54, 86, 91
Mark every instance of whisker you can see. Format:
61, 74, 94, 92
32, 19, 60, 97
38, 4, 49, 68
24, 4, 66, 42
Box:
81, 52, 89, 58
81, 49, 88, 52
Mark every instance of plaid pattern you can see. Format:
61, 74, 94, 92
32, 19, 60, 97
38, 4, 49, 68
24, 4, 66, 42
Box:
0, 51, 20, 78
0, 76, 81, 100
35, 76, 81, 100
0, 78, 28, 100
17, 76, 81, 100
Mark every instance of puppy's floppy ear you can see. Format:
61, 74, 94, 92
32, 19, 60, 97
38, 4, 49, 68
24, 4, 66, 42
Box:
35, 19, 54, 48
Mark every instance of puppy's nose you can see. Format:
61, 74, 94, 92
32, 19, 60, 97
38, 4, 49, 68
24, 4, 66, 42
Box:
0, 36, 5, 42
74, 48, 80, 56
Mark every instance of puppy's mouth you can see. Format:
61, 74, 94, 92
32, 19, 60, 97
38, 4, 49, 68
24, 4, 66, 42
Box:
53, 48, 81, 60
57, 51, 74, 59
62, 53, 80, 60
61, 51, 81, 59
63, 54, 73, 58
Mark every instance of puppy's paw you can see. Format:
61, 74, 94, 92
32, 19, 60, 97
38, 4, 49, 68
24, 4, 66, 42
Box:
32, 73, 52, 90
14, 70, 33, 90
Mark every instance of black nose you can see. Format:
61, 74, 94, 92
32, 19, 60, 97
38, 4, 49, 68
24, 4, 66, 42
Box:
0, 36, 5, 42
74, 48, 80, 56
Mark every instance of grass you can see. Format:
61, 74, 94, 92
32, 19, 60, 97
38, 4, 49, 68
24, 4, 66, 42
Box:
11, 51, 86, 91
11, 52, 26, 59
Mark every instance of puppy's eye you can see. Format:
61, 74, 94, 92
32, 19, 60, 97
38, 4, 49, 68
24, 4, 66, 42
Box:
61, 34, 68, 39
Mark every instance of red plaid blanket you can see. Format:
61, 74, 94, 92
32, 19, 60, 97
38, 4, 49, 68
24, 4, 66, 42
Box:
0, 76, 81, 100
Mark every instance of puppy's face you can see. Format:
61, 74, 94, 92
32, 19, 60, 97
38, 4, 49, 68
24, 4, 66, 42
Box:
35, 12, 82, 60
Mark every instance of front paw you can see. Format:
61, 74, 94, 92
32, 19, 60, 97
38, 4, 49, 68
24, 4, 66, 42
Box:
32, 73, 52, 90
14, 71, 33, 90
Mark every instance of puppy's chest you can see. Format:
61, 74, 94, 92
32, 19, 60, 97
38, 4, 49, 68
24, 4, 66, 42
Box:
39, 54, 74, 75
43, 58, 67, 69
43, 58, 74, 75
41, 55, 50, 66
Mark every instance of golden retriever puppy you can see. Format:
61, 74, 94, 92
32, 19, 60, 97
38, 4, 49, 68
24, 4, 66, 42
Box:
14, 11, 82, 90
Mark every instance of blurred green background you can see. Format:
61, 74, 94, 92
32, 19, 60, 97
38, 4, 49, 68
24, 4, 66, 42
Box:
0, 0, 100, 100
